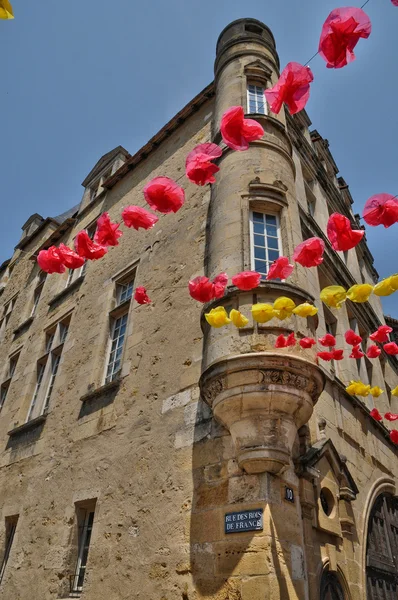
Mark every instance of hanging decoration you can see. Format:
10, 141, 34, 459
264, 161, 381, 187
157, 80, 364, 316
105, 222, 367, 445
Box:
75, 231, 108, 260
37, 247, 66, 274
370, 408, 383, 421
144, 177, 185, 214
384, 342, 398, 355
320, 285, 347, 309
185, 143, 222, 185
373, 274, 398, 297
232, 271, 261, 290
266, 256, 294, 280
317, 351, 334, 361
369, 325, 392, 343
392, 386, 398, 396
57, 244, 85, 269
251, 303, 275, 323
273, 296, 296, 320
229, 309, 249, 328
188, 273, 228, 303
346, 283, 373, 303
367, 345, 381, 358
205, 306, 231, 328
363, 194, 398, 228
390, 431, 398, 444
0, 0, 13, 19
299, 337, 316, 349
370, 386, 383, 397
326, 212, 364, 251
134, 286, 151, 305
345, 329, 362, 346
346, 380, 371, 396
275, 332, 296, 348
292, 303, 318, 317
349, 345, 364, 359
264, 62, 314, 115
385, 412, 398, 421
319, 334, 336, 347
122, 206, 159, 231
293, 237, 325, 268
220, 106, 264, 151
332, 349, 344, 360
94, 212, 123, 247
318, 7, 371, 69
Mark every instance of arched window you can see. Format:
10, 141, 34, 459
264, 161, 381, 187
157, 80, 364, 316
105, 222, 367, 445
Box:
320, 571, 345, 600
366, 494, 398, 599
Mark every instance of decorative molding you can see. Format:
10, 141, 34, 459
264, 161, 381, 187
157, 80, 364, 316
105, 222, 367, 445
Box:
244, 60, 273, 84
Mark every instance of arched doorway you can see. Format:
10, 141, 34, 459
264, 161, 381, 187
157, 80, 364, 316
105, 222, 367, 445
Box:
320, 571, 345, 600
366, 493, 398, 599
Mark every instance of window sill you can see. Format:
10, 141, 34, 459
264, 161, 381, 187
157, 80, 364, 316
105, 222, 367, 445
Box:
80, 375, 125, 403
8, 414, 47, 437
48, 276, 85, 307
109, 298, 131, 318
13, 316, 34, 335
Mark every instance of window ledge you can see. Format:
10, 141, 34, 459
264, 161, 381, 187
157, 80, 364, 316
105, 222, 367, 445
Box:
80, 375, 126, 403
14, 316, 34, 335
48, 276, 84, 307
8, 414, 47, 437
109, 298, 131, 318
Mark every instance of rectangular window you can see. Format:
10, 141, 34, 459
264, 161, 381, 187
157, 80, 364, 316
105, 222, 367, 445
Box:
116, 279, 134, 305
0, 296, 17, 337
0, 351, 21, 412
250, 211, 281, 278
31, 272, 46, 316
0, 384, 9, 412
66, 226, 95, 288
26, 316, 70, 422
71, 504, 96, 594
247, 84, 267, 115
105, 313, 128, 384
0, 516, 18, 584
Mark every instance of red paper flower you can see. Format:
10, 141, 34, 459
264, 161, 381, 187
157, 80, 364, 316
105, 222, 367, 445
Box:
317, 351, 334, 361
265, 62, 314, 115
299, 337, 316, 349
370, 325, 393, 343
37, 246, 66, 274
144, 177, 185, 214
392, 0, 398, 6
363, 194, 398, 228
57, 244, 85, 270
384, 342, 398, 355
350, 345, 364, 359
94, 212, 123, 247
134, 286, 151, 305
75, 231, 108, 260
275, 335, 288, 348
185, 143, 222, 185
370, 408, 383, 422
286, 332, 296, 347
293, 237, 325, 268
266, 256, 294, 280
332, 349, 344, 361
367, 345, 381, 359
188, 273, 228, 303
389, 430, 398, 444
220, 106, 264, 151
345, 329, 362, 346
385, 413, 398, 422
232, 271, 261, 290
319, 334, 336, 347
327, 213, 364, 251
318, 7, 371, 69
122, 206, 159, 231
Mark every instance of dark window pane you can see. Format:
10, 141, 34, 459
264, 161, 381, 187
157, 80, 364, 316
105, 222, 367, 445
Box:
254, 247, 266, 260
268, 250, 280, 263
253, 212, 264, 222
254, 234, 265, 247
253, 222, 265, 234
254, 259, 267, 273
268, 237, 279, 250
266, 224, 277, 236
266, 215, 277, 225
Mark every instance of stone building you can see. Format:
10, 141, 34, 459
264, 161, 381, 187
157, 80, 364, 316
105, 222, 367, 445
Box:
0, 17, 397, 600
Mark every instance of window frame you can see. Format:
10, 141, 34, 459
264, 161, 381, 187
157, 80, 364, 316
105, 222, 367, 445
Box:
246, 82, 267, 116
104, 311, 129, 385
249, 210, 282, 279
71, 506, 96, 594
0, 516, 19, 585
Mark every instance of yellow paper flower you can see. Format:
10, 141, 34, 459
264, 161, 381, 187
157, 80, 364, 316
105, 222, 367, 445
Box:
392, 385, 398, 397
251, 303, 275, 323
273, 297, 296, 320
373, 275, 398, 297
292, 303, 318, 318
370, 386, 384, 398
346, 380, 371, 397
229, 309, 249, 328
347, 283, 373, 303
320, 286, 347, 309
205, 306, 231, 328
0, 0, 14, 19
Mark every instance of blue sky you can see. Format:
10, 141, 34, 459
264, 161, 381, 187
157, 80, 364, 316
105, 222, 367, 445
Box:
0, 0, 397, 316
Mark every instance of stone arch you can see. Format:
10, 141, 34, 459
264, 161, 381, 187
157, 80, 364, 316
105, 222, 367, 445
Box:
319, 562, 352, 600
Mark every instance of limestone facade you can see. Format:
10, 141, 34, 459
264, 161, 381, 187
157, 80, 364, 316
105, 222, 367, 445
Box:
0, 17, 396, 600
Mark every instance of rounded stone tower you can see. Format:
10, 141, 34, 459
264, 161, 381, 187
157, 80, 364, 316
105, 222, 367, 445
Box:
200, 18, 325, 477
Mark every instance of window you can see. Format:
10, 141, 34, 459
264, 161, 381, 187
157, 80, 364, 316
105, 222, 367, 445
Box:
66, 226, 95, 287
250, 211, 281, 278
116, 279, 134, 305
0, 351, 21, 412
320, 571, 345, 600
0, 515, 18, 584
304, 180, 316, 217
0, 296, 17, 337
247, 84, 267, 115
70, 503, 96, 595
26, 316, 70, 422
31, 271, 46, 316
